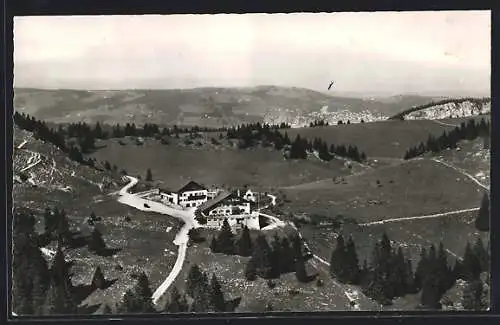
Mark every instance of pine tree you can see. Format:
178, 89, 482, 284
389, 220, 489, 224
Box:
134, 272, 155, 313
120, 289, 141, 313
344, 236, 360, 284
462, 242, 482, 281
91, 266, 106, 290
209, 274, 226, 312
414, 247, 428, 291
462, 279, 487, 310
280, 236, 295, 274
475, 193, 490, 231
473, 238, 489, 273
253, 235, 273, 278
88, 228, 107, 254
270, 233, 283, 277
244, 258, 258, 281
145, 168, 153, 182
237, 226, 253, 257
330, 235, 346, 281
210, 236, 219, 253
164, 287, 188, 313
217, 219, 235, 255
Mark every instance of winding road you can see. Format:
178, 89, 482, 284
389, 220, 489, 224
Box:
117, 176, 198, 304
431, 158, 490, 192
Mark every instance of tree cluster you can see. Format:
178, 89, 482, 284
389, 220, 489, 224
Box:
12, 208, 78, 315
309, 120, 329, 127
119, 272, 156, 313
14, 112, 96, 167
288, 134, 367, 162
404, 118, 490, 159
331, 231, 490, 309
226, 122, 291, 149
181, 265, 228, 312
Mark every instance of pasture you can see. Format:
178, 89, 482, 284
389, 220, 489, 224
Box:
281, 158, 485, 223
88, 136, 352, 190
281, 119, 464, 158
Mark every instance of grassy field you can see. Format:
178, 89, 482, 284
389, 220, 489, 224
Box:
279, 119, 458, 158
88, 136, 352, 190
281, 158, 485, 223
279, 115, 489, 159
432, 138, 490, 186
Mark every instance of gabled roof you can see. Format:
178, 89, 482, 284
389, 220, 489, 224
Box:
177, 181, 207, 193
198, 190, 233, 213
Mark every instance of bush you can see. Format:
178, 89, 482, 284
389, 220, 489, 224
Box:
267, 280, 276, 289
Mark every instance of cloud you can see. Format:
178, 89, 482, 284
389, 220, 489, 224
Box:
13, 11, 490, 95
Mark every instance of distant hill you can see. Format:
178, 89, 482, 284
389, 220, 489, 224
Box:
389, 97, 491, 121
14, 86, 438, 128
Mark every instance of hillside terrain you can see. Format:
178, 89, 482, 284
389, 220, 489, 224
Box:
12, 126, 183, 314
14, 87, 439, 128
11, 91, 490, 315
390, 98, 491, 121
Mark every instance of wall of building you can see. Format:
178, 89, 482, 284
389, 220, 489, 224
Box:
178, 190, 208, 208
208, 203, 250, 216
206, 212, 260, 230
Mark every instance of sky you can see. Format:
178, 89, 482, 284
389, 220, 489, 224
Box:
14, 11, 491, 96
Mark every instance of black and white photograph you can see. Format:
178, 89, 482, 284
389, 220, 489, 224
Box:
11, 11, 491, 316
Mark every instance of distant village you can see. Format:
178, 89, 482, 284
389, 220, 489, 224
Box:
147, 180, 270, 230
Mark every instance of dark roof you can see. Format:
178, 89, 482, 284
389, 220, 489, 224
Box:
198, 190, 233, 213
159, 187, 175, 194
177, 181, 207, 193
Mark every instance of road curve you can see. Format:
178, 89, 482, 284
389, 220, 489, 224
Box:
431, 158, 490, 192
117, 176, 197, 304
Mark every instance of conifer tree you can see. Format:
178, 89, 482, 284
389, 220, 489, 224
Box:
91, 266, 106, 290
462, 242, 482, 281
344, 236, 360, 284
475, 193, 490, 231
210, 236, 219, 253
120, 289, 140, 313
146, 168, 153, 182
245, 258, 258, 281
133, 272, 155, 313
237, 226, 253, 257
164, 287, 188, 313
252, 235, 274, 278
217, 219, 235, 255
462, 279, 487, 310
270, 233, 283, 277
330, 235, 346, 281
88, 228, 107, 254
209, 274, 226, 312
280, 236, 295, 274
473, 238, 489, 273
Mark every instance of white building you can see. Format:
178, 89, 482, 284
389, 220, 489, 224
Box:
198, 191, 260, 230
242, 189, 257, 202
159, 181, 209, 208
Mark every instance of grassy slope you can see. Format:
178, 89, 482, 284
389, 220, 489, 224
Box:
13, 127, 183, 313
88, 136, 352, 190
280, 120, 458, 158
281, 158, 485, 223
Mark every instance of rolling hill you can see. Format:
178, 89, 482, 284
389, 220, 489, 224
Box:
14, 86, 439, 128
